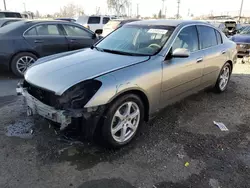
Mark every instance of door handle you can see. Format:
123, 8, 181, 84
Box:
196, 57, 203, 63
221, 50, 226, 54
34, 39, 43, 43
70, 39, 76, 42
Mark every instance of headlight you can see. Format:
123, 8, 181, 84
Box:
240, 44, 247, 48
58, 80, 102, 109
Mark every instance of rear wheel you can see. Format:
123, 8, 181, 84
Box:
11, 52, 37, 77
214, 62, 231, 93
101, 94, 144, 148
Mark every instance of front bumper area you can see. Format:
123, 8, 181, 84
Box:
17, 85, 72, 130
17, 83, 106, 139
236, 44, 250, 57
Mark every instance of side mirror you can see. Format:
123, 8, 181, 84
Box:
172, 48, 190, 58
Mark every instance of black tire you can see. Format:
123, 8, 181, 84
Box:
214, 62, 232, 93
101, 94, 145, 148
11, 52, 37, 77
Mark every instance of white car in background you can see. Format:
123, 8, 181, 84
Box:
102, 19, 140, 37
76, 15, 112, 34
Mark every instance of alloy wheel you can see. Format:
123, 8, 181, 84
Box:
16, 56, 36, 75
219, 65, 230, 91
111, 101, 140, 143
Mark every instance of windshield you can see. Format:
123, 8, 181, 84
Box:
240, 26, 250, 35
96, 25, 175, 56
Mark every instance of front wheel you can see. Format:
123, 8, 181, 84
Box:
214, 62, 231, 93
101, 94, 144, 148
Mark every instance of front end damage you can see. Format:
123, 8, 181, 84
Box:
16, 80, 105, 139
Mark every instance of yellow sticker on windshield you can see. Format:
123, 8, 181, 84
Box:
148, 29, 168, 34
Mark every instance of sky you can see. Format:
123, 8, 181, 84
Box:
1, 0, 250, 17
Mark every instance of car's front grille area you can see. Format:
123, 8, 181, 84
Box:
23, 80, 58, 107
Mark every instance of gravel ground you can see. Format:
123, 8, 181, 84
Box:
0, 62, 250, 188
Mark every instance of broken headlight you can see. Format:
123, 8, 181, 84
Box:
57, 80, 102, 109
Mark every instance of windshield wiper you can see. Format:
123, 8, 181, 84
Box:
91, 46, 104, 52
102, 49, 147, 56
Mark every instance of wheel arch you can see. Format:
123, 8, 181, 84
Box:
108, 89, 150, 122
9, 50, 40, 69
226, 60, 233, 74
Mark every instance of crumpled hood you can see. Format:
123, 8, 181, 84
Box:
231, 34, 250, 44
25, 49, 149, 95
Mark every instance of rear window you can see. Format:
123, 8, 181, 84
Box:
88, 17, 100, 24
0, 12, 21, 18
103, 17, 110, 24
215, 30, 223, 44
0, 21, 24, 33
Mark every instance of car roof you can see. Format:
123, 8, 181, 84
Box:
0, 18, 23, 25
111, 18, 140, 22
20, 20, 76, 24
127, 19, 210, 27
0, 11, 20, 13
0, 18, 23, 21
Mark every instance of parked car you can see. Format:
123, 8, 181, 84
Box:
212, 20, 237, 37
76, 15, 111, 34
55, 18, 76, 22
230, 26, 250, 60
0, 11, 22, 18
0, 18, 23, 27
0, 20, 101, 77
17, 20, 237, 148
236, 24, 250, 34
102, 18, 140, 36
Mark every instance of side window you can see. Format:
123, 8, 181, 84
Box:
36, 24, 60, 36
197, 26, 217, 49
88, 17, 101, 24
103, 17, 110, 24
172, 26, 199, 53
63, 25, 91, 37
215, 30, 223, 44
25, 27, 37, 36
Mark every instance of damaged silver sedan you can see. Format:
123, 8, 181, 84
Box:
17, 20, 237, 148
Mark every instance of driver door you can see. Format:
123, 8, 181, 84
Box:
160, 26, 204, 106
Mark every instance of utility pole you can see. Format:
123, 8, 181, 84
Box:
137, 3, 139, 18
239, 0, 244, 23
177, 0, 180, 19
3, 0, 6, 10
162, 0, 165, 18
23, 2, 26, 12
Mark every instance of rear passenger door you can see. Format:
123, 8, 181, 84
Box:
197, 25, 226, 86
61, 24, 96, 50
24, 24, 68, 57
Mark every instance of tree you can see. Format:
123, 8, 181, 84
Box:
59, 3, 84, 18
107, 0, 129, 16
153, 14, 157, 19
158, 10, 162, 18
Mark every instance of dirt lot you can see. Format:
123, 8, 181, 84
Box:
0, 62, 250, 188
